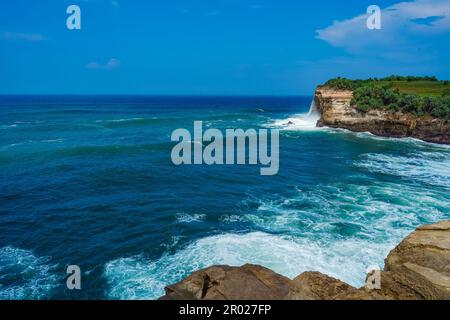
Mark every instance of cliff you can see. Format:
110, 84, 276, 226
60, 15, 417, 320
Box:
159, 220, 450, 300
314, 86, 450, 144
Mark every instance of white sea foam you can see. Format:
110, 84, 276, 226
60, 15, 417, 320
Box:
355, 152, 450, 188
267, 100, 321, 131
176, 213, 206, 223
160, 236, 182, 250
4, 140, 34, 149
104, 231, 396, 300
244, 181, 449, 236
104, 174, 450, 300
40, 139, 64, 143
219, 214, 243, 223
0, 124, 18, 129
2, 139, 63, 150
0, 247, 59, 300
103, 128, 450, 300
345, 130, 450, 149
96, 117, 146, 123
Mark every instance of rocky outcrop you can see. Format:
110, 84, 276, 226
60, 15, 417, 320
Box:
287, 272, 360, 300
159, 264, 291, 300
383, 221, 450, 299
160, 220, 450, 300
314, 86, 450, 144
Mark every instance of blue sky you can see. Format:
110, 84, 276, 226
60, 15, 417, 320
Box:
0, 0, 449, 95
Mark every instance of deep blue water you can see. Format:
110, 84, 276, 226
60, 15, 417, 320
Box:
0, 95, 449, 299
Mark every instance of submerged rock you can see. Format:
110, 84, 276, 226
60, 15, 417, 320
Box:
314, 86, 450, 144
159, 220, 450, 300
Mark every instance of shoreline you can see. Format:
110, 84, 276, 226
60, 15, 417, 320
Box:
160, 220, 450, 300
314, 86, 450, 145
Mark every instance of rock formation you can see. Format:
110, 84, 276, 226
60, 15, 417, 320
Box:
160, 220, 450, 300
159, 264, 291, 300
314, 86, 450, 144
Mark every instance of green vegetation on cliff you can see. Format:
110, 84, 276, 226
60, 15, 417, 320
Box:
324, 76, 450, 119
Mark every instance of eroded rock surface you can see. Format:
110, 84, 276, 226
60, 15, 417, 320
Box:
383, 220, 450, 299
287, 272, 359, 300
314, 86, 450, 144
160, 264, 291, 300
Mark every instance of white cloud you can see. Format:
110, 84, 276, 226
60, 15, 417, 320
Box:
316, 0, 450, 52
86, 58, 121, 70
1, 31, 47, 42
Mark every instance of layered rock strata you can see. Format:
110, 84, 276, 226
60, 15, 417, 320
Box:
314, 87, 450, 144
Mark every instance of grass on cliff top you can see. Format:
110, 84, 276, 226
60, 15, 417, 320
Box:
324, 76, 450, 119
387, 80, 449, 97
324, 76, 450, 97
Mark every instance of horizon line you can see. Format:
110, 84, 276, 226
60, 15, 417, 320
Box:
0, 93, 312, 97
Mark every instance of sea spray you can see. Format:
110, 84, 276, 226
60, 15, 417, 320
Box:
270, 100, 320, 130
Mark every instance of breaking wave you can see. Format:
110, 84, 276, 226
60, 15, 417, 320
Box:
103, 147, 450, 300
267, 100, 321, 131
176, 213, 207, 223
354, 152, 450, 189
104, 230, 396, 300
0, 247, 59, 300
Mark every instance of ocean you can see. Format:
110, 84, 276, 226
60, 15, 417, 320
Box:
0, 95, 449, 299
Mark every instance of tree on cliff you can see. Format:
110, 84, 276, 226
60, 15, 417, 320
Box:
325, 77, 450, 119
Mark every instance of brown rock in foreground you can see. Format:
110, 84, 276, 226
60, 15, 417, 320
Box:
314, 86, 450, 145
287, 272, 360, 300
159, 220, 450, 300
160, 264, 291, 300
383, 220, 450, 299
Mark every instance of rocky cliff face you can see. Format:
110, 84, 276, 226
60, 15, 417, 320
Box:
314, 86, 450, 144
159, 220, 450, 300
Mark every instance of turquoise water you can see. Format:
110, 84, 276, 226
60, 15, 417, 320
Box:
0, 96, 449, 299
